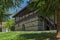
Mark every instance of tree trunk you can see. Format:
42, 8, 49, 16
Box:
0, 22, 2, 32
56, 8, 60, 40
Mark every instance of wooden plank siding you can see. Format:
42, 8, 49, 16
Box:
14, 10, 44, 31
13, 7, 56, 31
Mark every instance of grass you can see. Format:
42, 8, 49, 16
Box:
0, 32, 18, 40
0, 30, 57, 40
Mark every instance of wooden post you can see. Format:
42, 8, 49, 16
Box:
56, 8, 60, 40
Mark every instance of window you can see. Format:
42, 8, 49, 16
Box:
15, 17, 20, 22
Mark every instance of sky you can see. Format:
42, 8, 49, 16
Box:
9, 0, 29, 17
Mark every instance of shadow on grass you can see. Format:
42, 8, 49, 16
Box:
16, 32, 56, 40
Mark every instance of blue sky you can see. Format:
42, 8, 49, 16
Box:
9, 0, 29, 16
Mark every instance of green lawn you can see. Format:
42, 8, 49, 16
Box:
0, 31, 57, 40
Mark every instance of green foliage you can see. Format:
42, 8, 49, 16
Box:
3, 19, 14, 28
27, 0, 60, 17
0, 13, 11, 22
0, 0, 23, 11
0, 0, 23, 22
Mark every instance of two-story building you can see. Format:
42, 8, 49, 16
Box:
13, 6, 56, 31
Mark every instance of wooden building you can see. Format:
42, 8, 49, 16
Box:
13, 7, 56, 31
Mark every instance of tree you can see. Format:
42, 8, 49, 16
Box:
0, 0, 23, 28
3, 19, 14, 31
0, 0, 23, 19
0, 0, 23, 16
27, 0, 60, 39
27, 0, 56, 28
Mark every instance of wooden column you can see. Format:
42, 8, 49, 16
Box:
56, 8, 60, 40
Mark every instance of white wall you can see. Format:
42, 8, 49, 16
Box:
2, 28, 9, 32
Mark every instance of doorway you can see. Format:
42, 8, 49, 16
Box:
46, 26, 50, 30
22, 24, 25, 31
